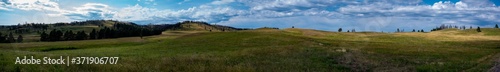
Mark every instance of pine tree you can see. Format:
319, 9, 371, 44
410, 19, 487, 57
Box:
412, 29, 416, 32
496, 24, 499, 28
477, 27, 482, 32
89, 29, 97, 39
49, 29, 63, 41
338, 28, 342, 32
421, 29, 424, 32
0, 33, 5, 43
140, 28, 143, 39
75, 31, 88, 40
40, 31, 48, 41
63, 30, 75, 40
396, 28, 400, 32
8, 32, 15, 43
17, 35, 23, 43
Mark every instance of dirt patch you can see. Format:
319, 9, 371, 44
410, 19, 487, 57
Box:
488, 53, 500, 72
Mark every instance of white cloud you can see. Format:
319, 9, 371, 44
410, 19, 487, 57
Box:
0, 1, 11, 11
0, 7, 10, 11
211, 0, 235, 5
56, 3, 116, 20
211, 0, 500, 31
113, 4, 166, 21
238, 0, 326, 11
112, 4, 247, 24
4, 0, 63, 12
460, 0, 495, 7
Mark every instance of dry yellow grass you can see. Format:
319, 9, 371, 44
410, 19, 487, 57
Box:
395, 29, 500, 41
283, 28, 384, 42
145, 31, 205, 40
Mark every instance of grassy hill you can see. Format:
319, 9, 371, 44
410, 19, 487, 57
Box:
0, 20, 133, 42
164, 21, 244, 32
1, 27, 500, 71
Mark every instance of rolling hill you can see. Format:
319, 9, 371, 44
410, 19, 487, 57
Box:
163, 21, 246, 32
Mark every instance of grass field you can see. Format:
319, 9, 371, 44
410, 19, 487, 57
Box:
1, 28, 500, 71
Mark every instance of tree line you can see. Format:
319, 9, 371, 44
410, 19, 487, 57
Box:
40, 23, 164, 42
0, 32, 23, 43
430, 24, 499, 32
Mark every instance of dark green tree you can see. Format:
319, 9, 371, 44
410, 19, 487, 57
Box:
75, 31, 88, 40
89, 29, 97, 39
412, 29, 416, 32
421, 29, 424, 32
40, 31, 49, 41
49, 29, 63, 41
496, 24, 499, 28
0, 33, 6, 43
338, 28, 342, 32
8, 32, 15, 43
477, 27, 482, 32
17, 35, 23, 43
63, 30, 75, 40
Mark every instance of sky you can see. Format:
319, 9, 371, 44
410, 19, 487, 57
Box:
1, 0, 500, 32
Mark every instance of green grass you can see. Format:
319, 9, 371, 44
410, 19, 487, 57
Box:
0, 29, 500, 71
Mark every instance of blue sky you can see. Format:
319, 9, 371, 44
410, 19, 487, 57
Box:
1, 0, 500, 32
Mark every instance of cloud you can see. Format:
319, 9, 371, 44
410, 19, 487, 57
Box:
212, 0, 500, 32
108, 0, 500, 32
1, 0, 117, 21
460, 0, 496, 7
0, 1, 11, 11
336, 1, 500, 24
3, 0, 63, 12
237, 0, 331, 11
112, 4, 246, 24
60, 3, 115, 20
0, 7, 10, 11
211, 0, 235, 5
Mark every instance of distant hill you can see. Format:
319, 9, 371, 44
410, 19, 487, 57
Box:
0, 20, 140, 35
163, 21, 249, 32
429, 28, 500, 36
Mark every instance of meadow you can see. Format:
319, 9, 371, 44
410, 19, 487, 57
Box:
1, 28, 500, 71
